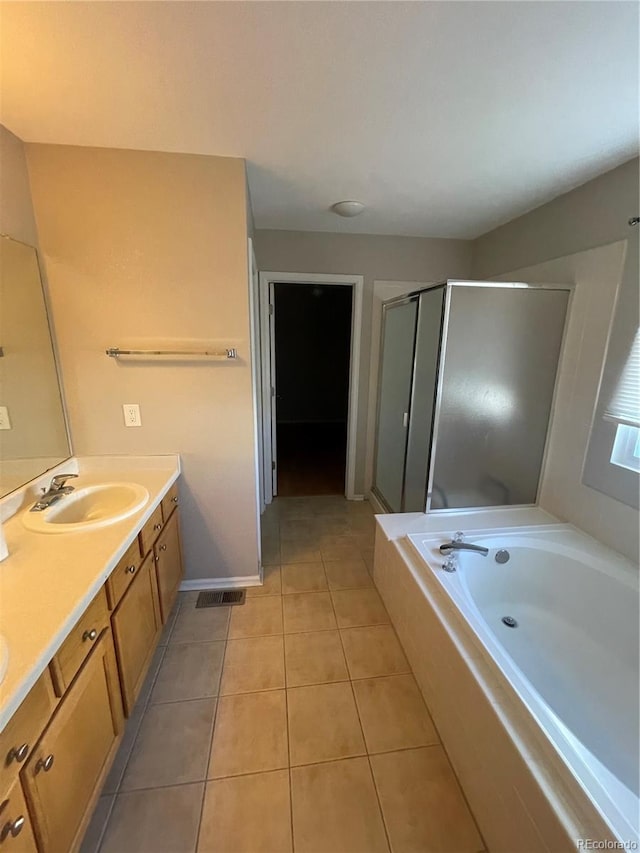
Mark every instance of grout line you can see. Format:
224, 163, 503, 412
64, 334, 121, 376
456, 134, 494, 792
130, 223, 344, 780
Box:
282, 598, 296, 853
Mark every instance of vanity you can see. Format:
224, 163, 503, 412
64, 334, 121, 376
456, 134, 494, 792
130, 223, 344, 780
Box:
0, 456, 183, 852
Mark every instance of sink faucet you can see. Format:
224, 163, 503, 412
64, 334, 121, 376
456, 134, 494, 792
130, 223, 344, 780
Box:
439, 531, 489, 557
30, 474, 79, 512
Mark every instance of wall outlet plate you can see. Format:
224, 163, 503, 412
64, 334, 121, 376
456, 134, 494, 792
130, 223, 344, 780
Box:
0, 406, 11, 430
123, 403, 142, 427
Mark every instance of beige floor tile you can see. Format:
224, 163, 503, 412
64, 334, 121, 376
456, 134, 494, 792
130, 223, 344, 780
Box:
279, 518, 316, 541
352, 674, 439, 753
79, 795, 113, 853
370, 746, 484, 853
281, 561, 328, 594
178, 590, 201, 609
247, 565, 282, 597
341, 626, 410, 679
324, 557, 373, 590
170, 605, 230, 644
291, 757, 389, 853
314, 516, 352, 536
121, 699, 216, 790
157, 601, 179, 646
220, 636, 285, 694
320, 535, 362, 561
262, 537, 281, 566
331, 588, 390, 628
282, 592, 337, 633
209, 690, 288, 778
102, 699, 147, 795
151, 641, 224, 704
284, 630, 348, 687
228, 596, 283, 639
280, 540, 322, 564
362, 549, 375, 573
288, 682, 366, 766
198, 770, 292, 853
101, 783, 203, 853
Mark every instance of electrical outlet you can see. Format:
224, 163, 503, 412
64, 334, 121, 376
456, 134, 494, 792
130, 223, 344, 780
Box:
0, 406, 11, 430
123, 403, 142, 427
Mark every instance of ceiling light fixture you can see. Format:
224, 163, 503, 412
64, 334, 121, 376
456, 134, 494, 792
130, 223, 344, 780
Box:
331, 200, 365, 217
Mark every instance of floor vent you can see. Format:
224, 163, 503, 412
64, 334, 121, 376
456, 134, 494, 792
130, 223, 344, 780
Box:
196, 589, 246, 608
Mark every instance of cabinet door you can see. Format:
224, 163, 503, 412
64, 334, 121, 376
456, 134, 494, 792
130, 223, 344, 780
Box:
0, 776, 38, 852
111, 553, 162, 716
154, 510, 183, 623
22, 630, 123, 853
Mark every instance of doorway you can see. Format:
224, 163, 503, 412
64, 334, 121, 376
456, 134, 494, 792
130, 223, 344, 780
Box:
259, 272, 364, 501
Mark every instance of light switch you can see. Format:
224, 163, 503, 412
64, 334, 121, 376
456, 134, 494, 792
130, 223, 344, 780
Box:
123, 404, 142, 427
0, 406, 11, 430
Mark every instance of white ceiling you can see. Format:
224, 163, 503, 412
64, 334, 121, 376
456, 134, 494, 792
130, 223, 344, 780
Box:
0, 1, 637, 239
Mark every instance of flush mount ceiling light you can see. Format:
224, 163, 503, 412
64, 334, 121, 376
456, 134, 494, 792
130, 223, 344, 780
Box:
331, 200, 365, 217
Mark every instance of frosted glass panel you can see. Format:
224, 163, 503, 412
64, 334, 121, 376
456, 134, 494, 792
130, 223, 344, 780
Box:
430, 286, 568, 509
404, 287, 445, 511
374, 298, 417, 511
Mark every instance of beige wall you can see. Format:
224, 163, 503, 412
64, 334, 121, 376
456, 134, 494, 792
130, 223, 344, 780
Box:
0, 125, 39, 246
27, 144, 259, 583
472, 157, 639, 277
253, 229, 472, 494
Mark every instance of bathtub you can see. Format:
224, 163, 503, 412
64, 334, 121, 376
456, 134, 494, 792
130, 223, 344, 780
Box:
407, 523, 640, 845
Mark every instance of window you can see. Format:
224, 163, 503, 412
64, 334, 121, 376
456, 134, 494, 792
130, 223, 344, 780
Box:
605, 326, 640, 472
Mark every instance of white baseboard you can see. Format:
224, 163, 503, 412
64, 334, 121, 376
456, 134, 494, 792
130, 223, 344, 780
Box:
180, 574, 262, 591
347, 493, 365, 501
367, 490, 386, 514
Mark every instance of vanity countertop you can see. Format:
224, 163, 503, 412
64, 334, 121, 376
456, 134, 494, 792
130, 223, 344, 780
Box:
0, 454, 181, 730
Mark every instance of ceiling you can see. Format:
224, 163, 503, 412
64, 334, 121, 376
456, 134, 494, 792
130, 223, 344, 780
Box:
0, 1, 637, 239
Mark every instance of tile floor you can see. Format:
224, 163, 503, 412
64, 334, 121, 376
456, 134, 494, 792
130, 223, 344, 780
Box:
82, 496, 485, 853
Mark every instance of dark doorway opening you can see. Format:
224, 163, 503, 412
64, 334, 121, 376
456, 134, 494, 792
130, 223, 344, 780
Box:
274, 282, 353, 497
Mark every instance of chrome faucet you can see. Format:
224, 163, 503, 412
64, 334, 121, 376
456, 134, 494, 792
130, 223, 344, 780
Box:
30, 474, 79, 512
439, 532, 489, 557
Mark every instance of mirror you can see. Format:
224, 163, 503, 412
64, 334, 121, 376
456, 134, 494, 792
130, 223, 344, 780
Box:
0, 235, 71, 496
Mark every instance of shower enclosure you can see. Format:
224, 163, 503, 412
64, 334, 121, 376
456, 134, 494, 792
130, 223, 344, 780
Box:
372, 281, 569, 513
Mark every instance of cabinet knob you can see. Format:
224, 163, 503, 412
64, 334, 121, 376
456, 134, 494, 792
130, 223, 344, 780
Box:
0, 814, 25, 841
126, 565, 136, 574
154, 555, 160, 563
82, 628, 98, 642
171, 496, 178, 504
7, 743, 28, 764
159, 544, 167, 552
153, 523, 162, 531
35, 754, 54, 774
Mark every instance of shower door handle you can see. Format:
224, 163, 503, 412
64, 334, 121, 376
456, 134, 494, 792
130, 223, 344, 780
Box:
402, 412, 409, 428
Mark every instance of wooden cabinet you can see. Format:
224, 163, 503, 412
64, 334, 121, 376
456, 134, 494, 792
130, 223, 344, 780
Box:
0, 776, 38, 852
105, 538, 142, 610
161, 482, 179, 522
153, 509, 183, 623
22, 630, 123, 853
49, 589, 110, 696
111, 553, 162, 716
139, 505, 164, 558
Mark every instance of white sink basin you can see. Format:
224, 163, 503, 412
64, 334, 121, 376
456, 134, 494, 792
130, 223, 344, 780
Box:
22, 483, 149, 534
0, 635, 8, 685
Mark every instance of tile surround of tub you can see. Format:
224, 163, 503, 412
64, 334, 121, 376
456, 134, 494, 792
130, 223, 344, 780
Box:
85, 497, 486, 853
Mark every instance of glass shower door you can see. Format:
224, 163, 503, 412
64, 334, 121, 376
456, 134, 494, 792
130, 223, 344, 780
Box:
373, 298, 418, 512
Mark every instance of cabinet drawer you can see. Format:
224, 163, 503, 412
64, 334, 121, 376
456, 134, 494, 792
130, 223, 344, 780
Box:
138, 505, 164, 557
50, 589, 110, 696
0, 775, 38, 852
112, 553, 161, 716
22, 630, 123, 853
105, 539, 142, 609
161, 482, 179, 523
0, 671, 56, 790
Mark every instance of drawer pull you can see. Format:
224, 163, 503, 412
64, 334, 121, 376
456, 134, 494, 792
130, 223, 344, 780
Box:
159, 544, 167, 552
35, 754, 54, 774
171, 496, 178, 504
126, 565, 137, 574
82, 629, 98, 642
0, 814, 25, 841
7, 743, 29, 764
153, 523, 162, 531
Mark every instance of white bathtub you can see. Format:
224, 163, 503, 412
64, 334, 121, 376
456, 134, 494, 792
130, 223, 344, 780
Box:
407, 523, 640, 845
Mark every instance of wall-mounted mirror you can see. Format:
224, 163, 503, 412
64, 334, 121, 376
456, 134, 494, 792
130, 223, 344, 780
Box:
0, 234, 71, 496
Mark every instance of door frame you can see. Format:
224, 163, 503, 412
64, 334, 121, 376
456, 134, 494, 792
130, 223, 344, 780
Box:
258, 271, 364, 502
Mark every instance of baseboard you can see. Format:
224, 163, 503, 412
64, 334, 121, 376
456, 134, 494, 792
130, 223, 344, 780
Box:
367, 490, 386, 514
347, 493, 365, 501
180, 574, 262, 591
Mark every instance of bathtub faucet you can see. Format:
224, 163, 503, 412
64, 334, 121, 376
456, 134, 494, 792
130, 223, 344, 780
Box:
439, 534, 489, 557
